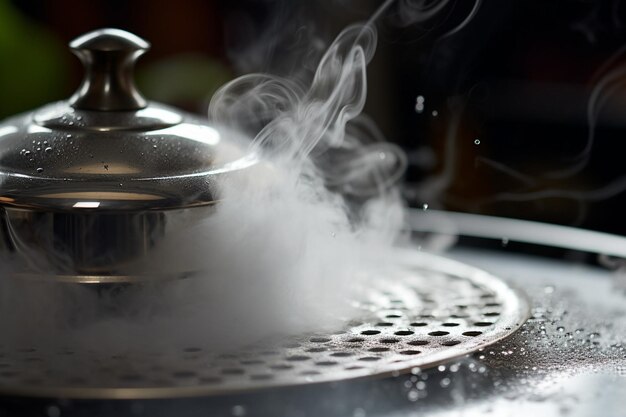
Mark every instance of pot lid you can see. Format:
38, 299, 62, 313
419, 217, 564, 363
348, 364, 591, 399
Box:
0, 28, 256, 212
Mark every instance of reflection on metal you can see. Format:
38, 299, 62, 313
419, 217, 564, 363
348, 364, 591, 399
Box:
72, 201, 100, 209
0, 251, 528, 399
409, 209, 626, 258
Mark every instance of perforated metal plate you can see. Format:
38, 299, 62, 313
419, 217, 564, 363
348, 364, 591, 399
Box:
0, 251, 529, 399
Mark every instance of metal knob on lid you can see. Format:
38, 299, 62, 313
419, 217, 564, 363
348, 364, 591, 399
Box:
69, 28, 149, 111
0, 28, 258, 283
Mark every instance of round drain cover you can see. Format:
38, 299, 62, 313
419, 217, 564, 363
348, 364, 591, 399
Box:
0, 251, 529, 399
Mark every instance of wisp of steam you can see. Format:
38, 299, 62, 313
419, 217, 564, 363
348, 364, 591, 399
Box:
0, 22, 407, 353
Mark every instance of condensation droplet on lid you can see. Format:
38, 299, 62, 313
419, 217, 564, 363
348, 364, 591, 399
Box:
557, 327, 565, 332
474, 139, 481, 145
440, 377, 451, 387
422, 203, 429, 211
407, 390, 419, 401
36, 168, 43, 173
45, 147, 53, 153
437, 365, 446, 372
431, 110, 438, 117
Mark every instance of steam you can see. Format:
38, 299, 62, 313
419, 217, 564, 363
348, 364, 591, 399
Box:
0, 20, 408, 353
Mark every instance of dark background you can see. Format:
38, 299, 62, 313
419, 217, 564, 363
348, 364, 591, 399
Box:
2, 0, 626, 235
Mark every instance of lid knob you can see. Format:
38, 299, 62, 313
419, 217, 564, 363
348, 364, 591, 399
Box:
69, 28, 150, 111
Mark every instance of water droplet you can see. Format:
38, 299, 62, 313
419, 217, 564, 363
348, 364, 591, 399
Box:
353, 408, 366, 417
431, 110, 438, 117
45, 147, 52, 153
557, 326, 565, 332
231, 405, 246, 416
474, 139, 481, 145
422, 203, 429, 211
36, 167, 43, 173
437, 365, 446, 372
440, 377, 451, 388
407, 390, 419, 401
416, 95, 425, 103
46, 405, 61, 417
543, 285, 555, 294
36, 147, 41, 152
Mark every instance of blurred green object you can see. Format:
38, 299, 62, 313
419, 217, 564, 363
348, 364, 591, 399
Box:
0, 0, 68, 119
137, 53, 232, 114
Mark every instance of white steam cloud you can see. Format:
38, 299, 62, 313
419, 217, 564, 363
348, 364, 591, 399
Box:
0, 21, 407, 354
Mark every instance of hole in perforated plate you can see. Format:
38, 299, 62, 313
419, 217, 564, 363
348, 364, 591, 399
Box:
369, 347, 390, 352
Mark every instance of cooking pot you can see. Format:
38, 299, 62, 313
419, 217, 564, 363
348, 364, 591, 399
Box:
0, 28, 257, 283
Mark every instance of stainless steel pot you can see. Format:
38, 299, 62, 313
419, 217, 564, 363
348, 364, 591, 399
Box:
0, 28, 257, 283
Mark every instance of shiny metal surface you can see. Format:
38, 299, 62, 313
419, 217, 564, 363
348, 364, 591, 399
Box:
0, 28, 258, 282
0, 250, 529, 399
0, 205, 214, 280
69, 28, 149, 111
